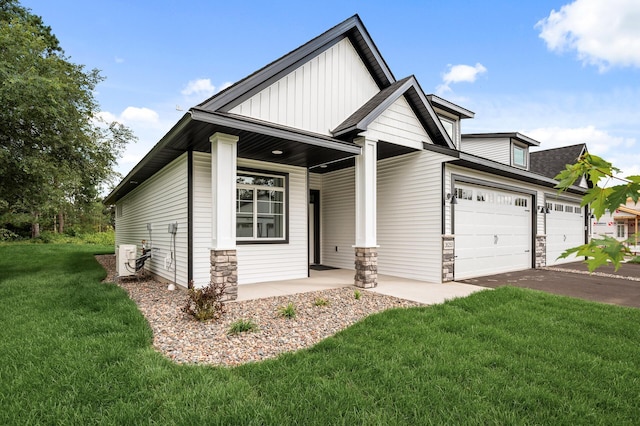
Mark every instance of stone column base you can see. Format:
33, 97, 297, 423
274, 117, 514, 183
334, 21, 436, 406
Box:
210, 249, 238, 301
535, 235, 546, 268
354, 247, 377, 288
442, 235, 455, 282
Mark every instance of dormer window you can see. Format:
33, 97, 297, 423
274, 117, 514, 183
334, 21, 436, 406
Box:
513, 144, 527, 168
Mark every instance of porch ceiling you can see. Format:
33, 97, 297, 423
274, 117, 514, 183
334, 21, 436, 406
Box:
104, 111, 362, 205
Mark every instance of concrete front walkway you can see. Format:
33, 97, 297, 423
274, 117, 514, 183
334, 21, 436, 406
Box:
236, 268, 488, 304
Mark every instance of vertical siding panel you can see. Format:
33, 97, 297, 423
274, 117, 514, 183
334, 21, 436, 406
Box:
115, 154, 188, 286
230, 38, 378, 136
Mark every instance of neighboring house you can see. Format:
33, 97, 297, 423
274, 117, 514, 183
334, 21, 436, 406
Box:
104, 15, 588, 297
592, 199, 640, 253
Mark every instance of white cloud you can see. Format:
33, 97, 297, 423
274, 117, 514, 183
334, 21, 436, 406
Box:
181, 78, 217, 97
436, 63, 487, 95
536, 0, 640, 71
120, 106, 159, 124
527, 125, 635, 157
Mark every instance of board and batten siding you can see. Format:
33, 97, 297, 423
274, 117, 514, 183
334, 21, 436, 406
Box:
192, 155, 308, 285
115, 154, 188, 286
460, 138, 510, 165
365, 96, 431, 150
229, 38, 379, 136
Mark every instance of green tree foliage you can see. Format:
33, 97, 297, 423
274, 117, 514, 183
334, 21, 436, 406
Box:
555, 153, 640, 271
0, 0, 135, 237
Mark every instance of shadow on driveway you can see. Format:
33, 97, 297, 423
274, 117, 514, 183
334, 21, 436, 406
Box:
459, 262, 640, 308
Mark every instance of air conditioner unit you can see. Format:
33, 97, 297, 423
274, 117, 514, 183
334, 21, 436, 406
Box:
116, 244, 137, 277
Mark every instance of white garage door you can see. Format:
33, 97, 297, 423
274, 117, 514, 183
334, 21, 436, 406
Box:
455, 184, 532, 280
546, 200, 585, 265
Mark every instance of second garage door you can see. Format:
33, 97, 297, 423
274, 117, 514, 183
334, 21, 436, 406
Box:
454, 184, 533, 280
546, 199, 585, 265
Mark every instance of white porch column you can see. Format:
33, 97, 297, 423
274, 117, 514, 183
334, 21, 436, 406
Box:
210, 132, 239, 300
354, 137, 378, 288
354, 137, 377, 247
210, 132, 239, 250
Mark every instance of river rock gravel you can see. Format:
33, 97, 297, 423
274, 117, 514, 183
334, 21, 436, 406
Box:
95, 254, 422, 367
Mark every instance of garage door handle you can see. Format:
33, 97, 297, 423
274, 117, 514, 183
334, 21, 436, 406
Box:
494, 235, 498, 245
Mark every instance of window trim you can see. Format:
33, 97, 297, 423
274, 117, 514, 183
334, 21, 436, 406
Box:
236, 168, 289, 245
512, 143, 527, 169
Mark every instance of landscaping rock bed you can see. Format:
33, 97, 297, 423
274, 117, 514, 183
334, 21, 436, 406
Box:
96, 254, 422, 367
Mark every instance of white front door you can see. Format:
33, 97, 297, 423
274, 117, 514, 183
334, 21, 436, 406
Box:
454, 184, 532, 280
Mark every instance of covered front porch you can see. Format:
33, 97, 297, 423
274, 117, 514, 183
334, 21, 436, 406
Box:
235, 268, 486, 304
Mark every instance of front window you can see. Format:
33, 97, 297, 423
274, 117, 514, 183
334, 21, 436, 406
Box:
236, 171, 286, 241
616, 222, 626, 239
513, 145, 526, 168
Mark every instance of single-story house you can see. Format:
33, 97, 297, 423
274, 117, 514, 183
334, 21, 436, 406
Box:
592, 199, 640, 253
104, 15, 588, 298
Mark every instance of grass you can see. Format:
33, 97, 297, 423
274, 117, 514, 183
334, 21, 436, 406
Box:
1, 244, 640, 424
228, 318, 259, 335
278, 302, 296, 318
628, 255, 640, 264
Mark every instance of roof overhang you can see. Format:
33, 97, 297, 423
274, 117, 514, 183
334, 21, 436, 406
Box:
617, 205, 640, 217
426, 94, 475, 119
462, 132, 541, 147
104, 111, 362, 205
423, 143, 586, 195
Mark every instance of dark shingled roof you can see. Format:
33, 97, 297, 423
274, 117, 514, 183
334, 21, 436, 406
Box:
530, 143, 587, 179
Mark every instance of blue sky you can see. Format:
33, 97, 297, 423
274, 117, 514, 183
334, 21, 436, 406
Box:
23, 0, 640, 182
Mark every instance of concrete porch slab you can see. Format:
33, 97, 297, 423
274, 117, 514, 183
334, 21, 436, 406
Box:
235, 268, 489, 304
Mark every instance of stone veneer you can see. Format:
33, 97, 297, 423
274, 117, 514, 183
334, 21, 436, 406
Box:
535, 235, 546, 268
210, 249, 238, 301
442, 235, 455, 282
354, 247, 378, 288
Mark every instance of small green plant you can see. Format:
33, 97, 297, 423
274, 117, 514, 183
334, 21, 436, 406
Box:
278, 302, 296, 318
314, 297, 329, 307
354, 290, 361, 300
228, 318, 259, 335
629, 256, 640, 264
183, 280, 226, 321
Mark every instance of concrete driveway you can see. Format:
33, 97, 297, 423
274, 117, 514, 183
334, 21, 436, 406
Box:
458, 261, 640, 308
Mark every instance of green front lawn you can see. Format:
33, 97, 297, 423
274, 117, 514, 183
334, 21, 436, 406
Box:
1, 244, 639, 424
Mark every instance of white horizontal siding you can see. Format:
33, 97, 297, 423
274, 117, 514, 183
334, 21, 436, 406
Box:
320, 167, 356, 269
236, 159, 308, 284
460, 138, 510, 165
377, 151, 447, 283
192, 152, 214, 287
115, 154, 188, 287
365, 96, 430, 149
192, 154, 308, 285
230, 38, 379, 135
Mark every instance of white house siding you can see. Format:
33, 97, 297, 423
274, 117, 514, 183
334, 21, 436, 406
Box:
319, 167, 356, 269
230, 38, 379, 136
460, 138, 510, 165
236, 159, 308, 284
192, 155, 308, 285
365, 96, 431, 150
377, 150, 450, 283
191, 152, 214, 286
115, 154, 188, 286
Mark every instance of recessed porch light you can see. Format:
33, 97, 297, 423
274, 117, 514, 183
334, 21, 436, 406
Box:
320, 164, 328, 168
272, 149, 283, 155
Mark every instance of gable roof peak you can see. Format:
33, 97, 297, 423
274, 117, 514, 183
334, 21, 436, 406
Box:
195, 14, 395, 114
